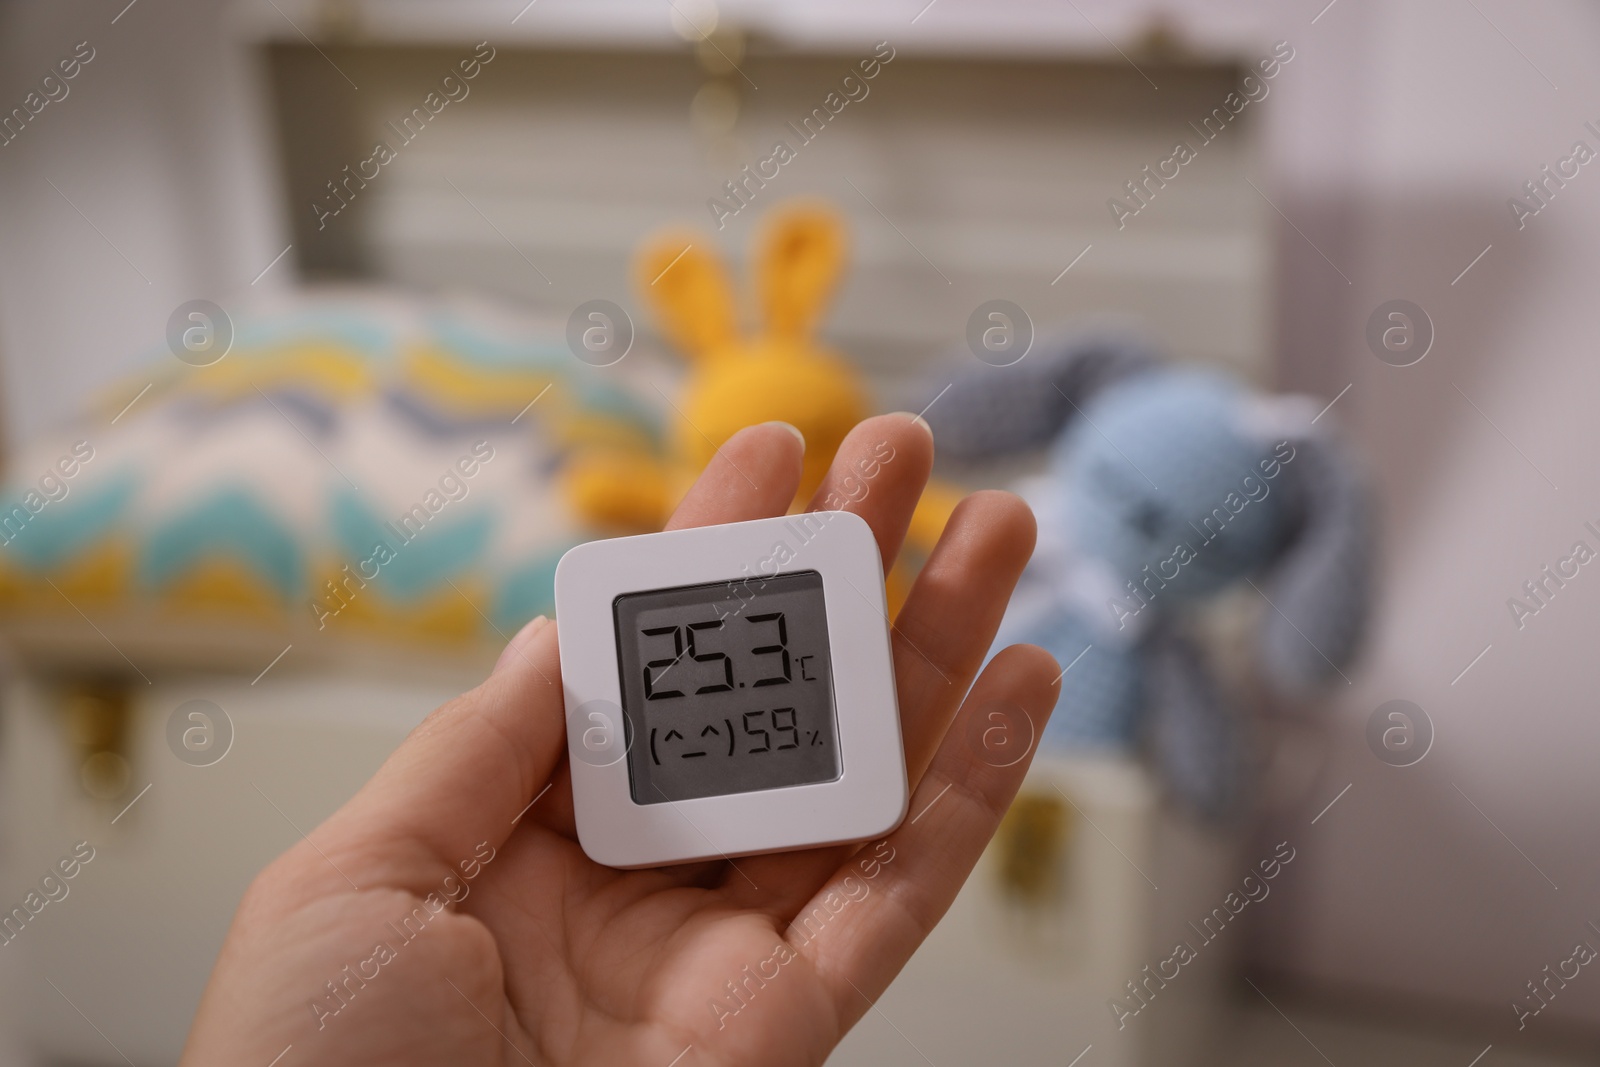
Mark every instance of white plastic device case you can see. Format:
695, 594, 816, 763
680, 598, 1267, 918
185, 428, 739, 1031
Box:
553, 511, 907, 868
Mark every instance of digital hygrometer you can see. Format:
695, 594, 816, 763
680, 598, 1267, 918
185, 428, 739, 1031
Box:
553, 511, 907, 868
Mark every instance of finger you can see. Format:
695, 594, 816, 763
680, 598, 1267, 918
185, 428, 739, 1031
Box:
791, 644, 1060, 1026
887, 490, 1037, 782
296, 424, 806, 895
724, 490, 1036, 909
665, 421, 805, 530
804, 413, 933, 573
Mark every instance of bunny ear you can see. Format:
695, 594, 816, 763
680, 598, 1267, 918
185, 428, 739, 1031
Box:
758, 203, 846, 340
1145, 629, 1252, 821
923, 335, 1159, 460
634, 232, 739, 362
1257, 431, 1375, 693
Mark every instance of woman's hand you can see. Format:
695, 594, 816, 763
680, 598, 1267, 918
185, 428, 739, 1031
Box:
181, 415, 1060, 1066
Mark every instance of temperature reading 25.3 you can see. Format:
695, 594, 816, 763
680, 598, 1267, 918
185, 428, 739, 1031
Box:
641, 612, 795, 700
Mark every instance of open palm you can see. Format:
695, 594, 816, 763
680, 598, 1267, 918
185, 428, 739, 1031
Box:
182, 415, 1060, 1066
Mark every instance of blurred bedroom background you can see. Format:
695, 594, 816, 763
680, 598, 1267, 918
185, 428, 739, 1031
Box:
1, 0, 1598, 1064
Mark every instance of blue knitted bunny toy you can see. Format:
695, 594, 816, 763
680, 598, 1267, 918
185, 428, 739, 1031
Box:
926, 338, 1373, 820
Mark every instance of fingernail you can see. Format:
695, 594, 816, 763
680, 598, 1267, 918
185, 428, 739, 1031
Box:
493, 615, 549, 676
889, 411, 933, 437
764, 421, 805, 451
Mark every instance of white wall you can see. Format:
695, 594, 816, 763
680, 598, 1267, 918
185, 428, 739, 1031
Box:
0, 0, 285, 446
1249, 0, 1600, 1042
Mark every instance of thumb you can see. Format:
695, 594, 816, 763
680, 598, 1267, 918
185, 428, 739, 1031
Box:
309, 615, 567, 894
494, 613, 551, 676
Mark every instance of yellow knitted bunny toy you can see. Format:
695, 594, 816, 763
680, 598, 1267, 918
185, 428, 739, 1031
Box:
565, 204, 864, 521
563, 202, 957, 603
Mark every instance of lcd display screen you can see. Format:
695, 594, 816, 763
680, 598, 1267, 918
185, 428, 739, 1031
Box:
613, 570, 841, 804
